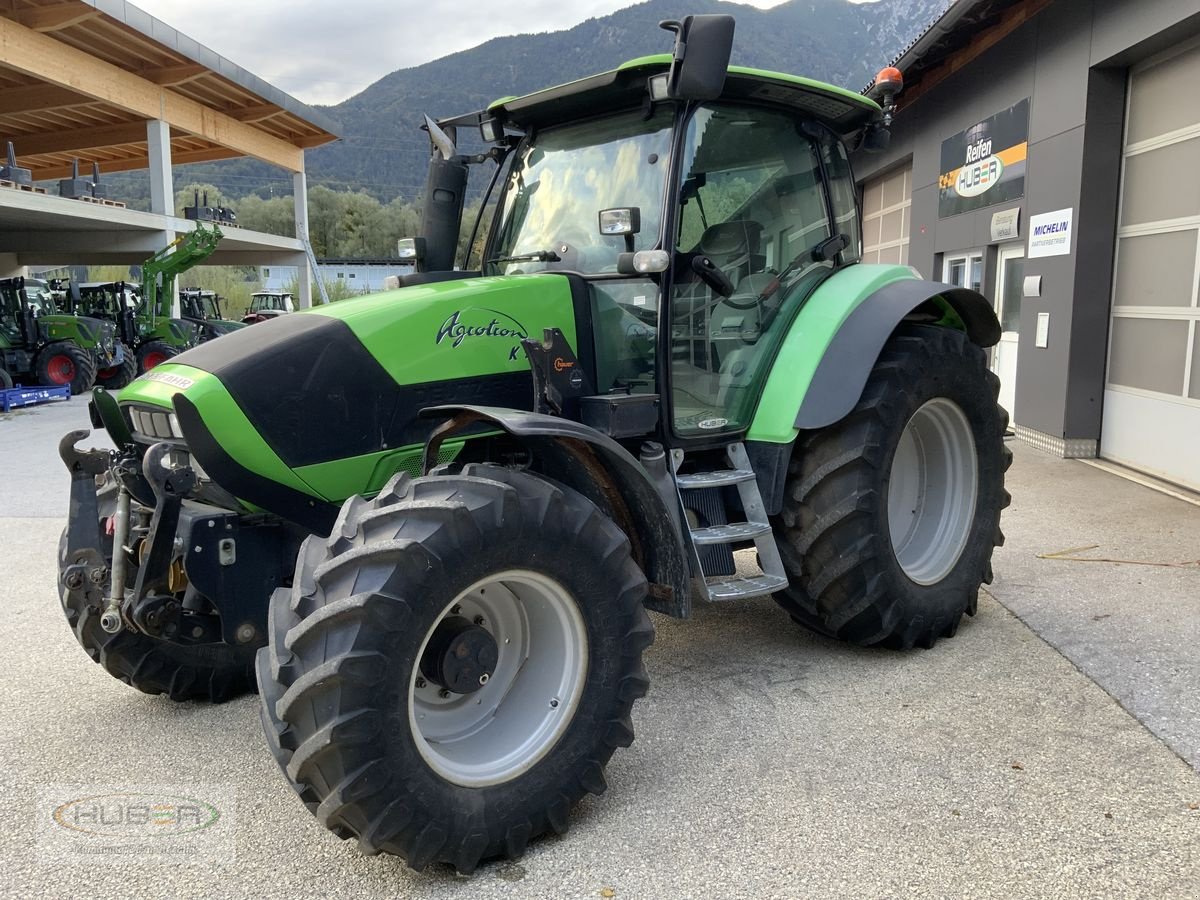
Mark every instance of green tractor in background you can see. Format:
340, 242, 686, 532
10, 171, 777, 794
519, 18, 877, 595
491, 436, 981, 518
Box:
58, 16, 1009, 874
69, 223, 223, 375
0, 275, 124, 394
178, 287, 246, 342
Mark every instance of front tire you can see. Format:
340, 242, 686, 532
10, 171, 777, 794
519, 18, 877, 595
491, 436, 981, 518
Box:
772, 324, 1010, 649
57, 480, 258, 702
35, 341, 96, 394
136, 340, 178, 373
96, 344, 137, 389
257, 465, 653, 873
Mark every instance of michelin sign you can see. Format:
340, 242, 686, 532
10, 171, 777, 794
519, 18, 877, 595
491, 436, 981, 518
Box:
938, 98, 1029, 218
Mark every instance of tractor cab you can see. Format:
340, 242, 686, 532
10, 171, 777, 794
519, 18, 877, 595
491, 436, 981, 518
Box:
404, 18, 902, 446
179, 287, 245, 341
242, 290, 294, 324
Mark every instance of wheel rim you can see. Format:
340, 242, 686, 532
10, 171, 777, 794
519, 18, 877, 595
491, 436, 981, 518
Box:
887, 398, 979, 585
408, 569, 588, 787
142, 351, 167, 370
46, 355, 75, 384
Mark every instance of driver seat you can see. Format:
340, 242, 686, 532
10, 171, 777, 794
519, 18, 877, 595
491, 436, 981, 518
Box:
698, 220, 765, 284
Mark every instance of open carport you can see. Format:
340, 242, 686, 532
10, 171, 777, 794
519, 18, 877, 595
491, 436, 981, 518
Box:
0, 0, 340, 304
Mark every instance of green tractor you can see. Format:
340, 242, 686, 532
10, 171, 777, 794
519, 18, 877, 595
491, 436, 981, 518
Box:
70, 224, 222, 374
58, 16, 1008, 874
0, 275, 124, 393
178, 287, 246, 342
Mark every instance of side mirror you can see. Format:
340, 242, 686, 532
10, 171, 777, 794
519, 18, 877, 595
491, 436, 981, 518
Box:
397, 237, 427, 263
659, 15, 735, 101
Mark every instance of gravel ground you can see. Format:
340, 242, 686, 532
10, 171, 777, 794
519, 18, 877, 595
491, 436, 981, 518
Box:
1, 398, 1197, 899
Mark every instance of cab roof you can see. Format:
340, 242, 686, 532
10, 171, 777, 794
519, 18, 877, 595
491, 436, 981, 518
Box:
439, 54, 880, 135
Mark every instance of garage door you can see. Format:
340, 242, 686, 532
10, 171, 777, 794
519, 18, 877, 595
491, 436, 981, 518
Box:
861, 163, 911, 266
1101, 38, 1200, 491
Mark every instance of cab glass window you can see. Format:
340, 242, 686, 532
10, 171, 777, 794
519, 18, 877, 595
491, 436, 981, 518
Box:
670, 104, 833, 437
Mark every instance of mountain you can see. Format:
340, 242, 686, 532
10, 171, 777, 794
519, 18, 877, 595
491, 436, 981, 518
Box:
117, 0, 947, 206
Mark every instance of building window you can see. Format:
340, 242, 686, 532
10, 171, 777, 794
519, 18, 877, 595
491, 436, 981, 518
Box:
263, 268, 271, 277
349, 273, 356, 278
336, 272, 344, 279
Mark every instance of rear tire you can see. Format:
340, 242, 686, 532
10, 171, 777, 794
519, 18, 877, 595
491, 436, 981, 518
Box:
136, 340, 177, 373
772, 324, 1010, 649
57, 481, 257, 702
257, 464, 653, 873
0, 367, 11, 390
96, 344, 137, 389
35, 341, 96, 394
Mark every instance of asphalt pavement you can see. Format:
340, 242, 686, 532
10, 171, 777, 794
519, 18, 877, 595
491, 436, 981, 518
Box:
1, 397, 1197, 899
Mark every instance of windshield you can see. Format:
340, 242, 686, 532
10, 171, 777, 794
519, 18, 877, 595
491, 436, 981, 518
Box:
487, 107, 674, 276
252, 294, 283, 311
195, 294, 219, 318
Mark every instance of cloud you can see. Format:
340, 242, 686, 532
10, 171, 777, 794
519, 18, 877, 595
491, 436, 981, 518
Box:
139, 0, 787, 105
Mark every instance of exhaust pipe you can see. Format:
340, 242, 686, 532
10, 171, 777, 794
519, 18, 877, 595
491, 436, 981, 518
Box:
100, 485, 131, 633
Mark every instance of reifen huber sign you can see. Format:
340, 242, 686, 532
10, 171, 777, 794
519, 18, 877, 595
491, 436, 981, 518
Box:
938, 99, 1029, 218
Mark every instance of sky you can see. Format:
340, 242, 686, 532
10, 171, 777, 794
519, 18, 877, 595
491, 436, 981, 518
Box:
138, 0, 875, 107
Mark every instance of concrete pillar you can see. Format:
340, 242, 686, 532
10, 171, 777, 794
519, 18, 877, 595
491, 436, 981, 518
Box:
293, 168, 313, 308
146, 119, 181, 318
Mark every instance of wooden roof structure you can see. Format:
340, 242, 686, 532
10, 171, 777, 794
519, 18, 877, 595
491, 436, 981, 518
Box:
0, 0, 340, 180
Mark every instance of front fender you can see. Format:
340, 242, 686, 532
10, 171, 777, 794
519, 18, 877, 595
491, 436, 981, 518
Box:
421, 404, 691, 618
748, 265, 1000, 442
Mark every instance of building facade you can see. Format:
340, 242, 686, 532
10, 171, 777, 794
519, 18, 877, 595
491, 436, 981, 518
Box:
260, 258, 415, 295
854, 0, 1200, 491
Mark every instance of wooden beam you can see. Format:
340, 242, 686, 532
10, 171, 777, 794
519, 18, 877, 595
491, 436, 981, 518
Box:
140, 64, 207, 87
11, 120, 151, 157
228, 103, 282, 123
30, 145, 243, 181
0, 17, 306, 171
12, 4, 102, 32
0, 83, 92, 115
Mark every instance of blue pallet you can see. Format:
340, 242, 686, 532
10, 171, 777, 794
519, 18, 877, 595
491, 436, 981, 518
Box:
1, 383, 72, 412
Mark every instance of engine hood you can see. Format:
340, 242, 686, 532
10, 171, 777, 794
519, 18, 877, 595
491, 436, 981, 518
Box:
115, 273, 583, 509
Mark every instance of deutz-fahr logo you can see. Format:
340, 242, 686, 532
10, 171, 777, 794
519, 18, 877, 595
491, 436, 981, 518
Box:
437, 308, 528, 357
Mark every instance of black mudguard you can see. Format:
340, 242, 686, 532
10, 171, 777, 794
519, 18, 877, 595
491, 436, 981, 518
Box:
795, 279, 1001, 430
421, 404, 692, 618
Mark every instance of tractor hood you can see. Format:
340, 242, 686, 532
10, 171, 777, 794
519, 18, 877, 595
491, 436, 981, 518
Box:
115, 273, 583, 509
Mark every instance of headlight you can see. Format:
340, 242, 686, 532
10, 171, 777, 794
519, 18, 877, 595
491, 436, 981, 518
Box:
168, 413, 183, 439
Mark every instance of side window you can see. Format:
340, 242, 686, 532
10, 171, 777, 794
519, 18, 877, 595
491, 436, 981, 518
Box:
820, 133, 862, 263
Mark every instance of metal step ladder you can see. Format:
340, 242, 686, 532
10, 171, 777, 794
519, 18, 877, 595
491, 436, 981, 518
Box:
302, 236, 330, 305
674, 443, 789, 601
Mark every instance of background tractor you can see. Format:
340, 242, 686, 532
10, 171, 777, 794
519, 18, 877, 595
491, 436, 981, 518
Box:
241, 290, 295, 324
58, 15, 1008, 876
68, 223, 222, 374
178, 287, 246, 342
0, 275, 123, 393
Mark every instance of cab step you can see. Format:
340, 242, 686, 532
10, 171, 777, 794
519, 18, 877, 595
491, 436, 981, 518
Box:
705, 574, 789, 601
690, 521, 772, 545
674, 443, 790, 602
676, 468, 755, 489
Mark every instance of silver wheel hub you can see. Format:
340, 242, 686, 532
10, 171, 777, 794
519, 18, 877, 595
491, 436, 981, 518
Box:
887, 398, 979, 585
409, 570, 588, 787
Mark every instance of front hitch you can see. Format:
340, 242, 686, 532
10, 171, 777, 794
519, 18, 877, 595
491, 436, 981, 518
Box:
59, 430, 110, 555
130, 442, 196, 606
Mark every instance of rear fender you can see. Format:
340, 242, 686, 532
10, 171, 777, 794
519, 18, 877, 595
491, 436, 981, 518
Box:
421, 404, 691, 618
748, 266, 1001, 442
